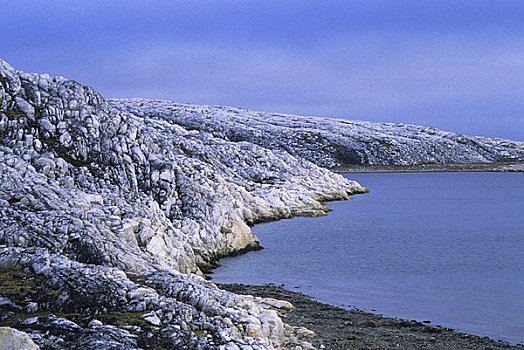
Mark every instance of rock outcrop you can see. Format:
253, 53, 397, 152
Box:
0, 58, 365, 349
1, 57, 522, 349
110, 99, 524, 168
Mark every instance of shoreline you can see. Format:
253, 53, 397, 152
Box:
199, 185, 369, 276
209, 169, 524, 349
218, 283, 524, 350
331, 161, 524, 173
2, 57, 523, 349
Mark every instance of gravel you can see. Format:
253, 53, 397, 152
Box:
219, 284, 524, 350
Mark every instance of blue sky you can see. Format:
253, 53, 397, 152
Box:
2, 0, 523, 140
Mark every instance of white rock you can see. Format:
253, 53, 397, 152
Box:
88, 319, 103, 328
141, 312, 162, 326
0, 327, 39, 350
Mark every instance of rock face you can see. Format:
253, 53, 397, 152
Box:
0, 58, 366, 349
110, 99, 524, 168
1, 57, 522, 349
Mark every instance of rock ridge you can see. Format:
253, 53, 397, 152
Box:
110, 99, 524, 168
2, 57, 521, 349
0, 58, 365, 349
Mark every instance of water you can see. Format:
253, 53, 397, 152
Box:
211, 172, 524, 344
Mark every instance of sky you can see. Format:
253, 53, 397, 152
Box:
1, 0, 523, 141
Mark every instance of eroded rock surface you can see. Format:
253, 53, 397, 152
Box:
2, 57, 522, 349
110, 99, 524, 168
0, 58, 365, 348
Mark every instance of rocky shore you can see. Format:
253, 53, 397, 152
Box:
219, 284, 524, 350
1, 57, 523, 349
0, 58, 365, 349
333, 161, 524, 173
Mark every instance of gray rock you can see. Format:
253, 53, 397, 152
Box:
0, 327, 39, 350
37, 118, 55, 134
0, 56, 521, 349
141, 312, 162, 326
0, 296, 22, 313
110, 99, 524, 168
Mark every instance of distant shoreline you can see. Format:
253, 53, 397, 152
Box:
332, 161, 524, 173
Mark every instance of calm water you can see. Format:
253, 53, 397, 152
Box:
211, 172, 524, 344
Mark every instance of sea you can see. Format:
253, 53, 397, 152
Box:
211, 172, 524, 344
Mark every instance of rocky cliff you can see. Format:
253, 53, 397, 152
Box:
0, 57, 522, 349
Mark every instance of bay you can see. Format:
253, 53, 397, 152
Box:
211, 172, 524, 344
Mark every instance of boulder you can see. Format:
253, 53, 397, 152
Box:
0, 327, 39, 350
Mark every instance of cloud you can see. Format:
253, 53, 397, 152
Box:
1, 1, 523, 140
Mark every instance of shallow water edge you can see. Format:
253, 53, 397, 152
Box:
209, 172, 524, 345
332, 161, 524, 173
218, 283, 524, 350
